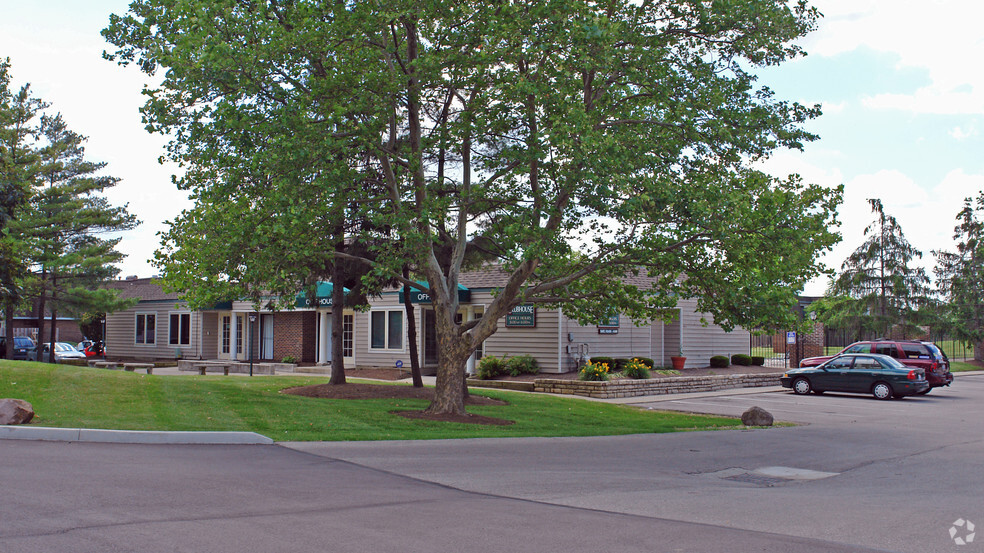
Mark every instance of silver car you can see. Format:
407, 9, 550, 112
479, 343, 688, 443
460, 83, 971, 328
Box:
29, 342, 87, 362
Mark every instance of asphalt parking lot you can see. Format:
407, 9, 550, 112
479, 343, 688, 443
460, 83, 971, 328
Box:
3, 374, 982, 552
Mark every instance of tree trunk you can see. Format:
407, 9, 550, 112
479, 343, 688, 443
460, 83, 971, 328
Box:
329, 241, 346, 385
403, 265, 423, 388
3, 299, 14, 360
37, 268, 47, 350
48, 308, 58, 364
425, 309, 474, 415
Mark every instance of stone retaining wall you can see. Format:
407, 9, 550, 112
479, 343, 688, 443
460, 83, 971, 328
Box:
533, 373, 783, 399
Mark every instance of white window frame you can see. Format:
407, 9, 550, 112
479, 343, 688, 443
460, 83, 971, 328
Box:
369, 309, 405, 351
169, 311, 192, 346
135, 312, 157, 345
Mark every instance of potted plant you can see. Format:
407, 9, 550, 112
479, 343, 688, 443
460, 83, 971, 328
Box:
670, 347, 686, 371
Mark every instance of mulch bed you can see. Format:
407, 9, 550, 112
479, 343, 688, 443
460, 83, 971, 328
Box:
281, 382, 513, 425
487, 364, 784, 382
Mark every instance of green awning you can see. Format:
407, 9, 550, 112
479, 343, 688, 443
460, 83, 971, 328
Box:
399, 281, 471, 304
295, 282, 349, 308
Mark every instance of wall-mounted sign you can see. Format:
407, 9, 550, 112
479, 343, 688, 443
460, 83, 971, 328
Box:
598, 313, 620, 334
786, 331, 797, 344
505, 304, 536, 327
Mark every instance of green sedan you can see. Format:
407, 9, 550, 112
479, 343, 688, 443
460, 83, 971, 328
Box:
781, 353, 929, 400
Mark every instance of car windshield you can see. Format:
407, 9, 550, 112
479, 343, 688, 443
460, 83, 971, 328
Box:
923, 343, 944, 359
54, 343, 76, 352
879, 355, 906, 369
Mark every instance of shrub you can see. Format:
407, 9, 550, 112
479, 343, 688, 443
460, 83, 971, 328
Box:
731, 354, 752, 366
622, 358, 651, 379
476, 356, 507, 380
281, 355, 297, 364
709, 355, 730, 368
589, 356, 614, 367
635, 357, 655, 369
751, 356, 766, 366
506, 354, 539, 376
579, 360, 611, 381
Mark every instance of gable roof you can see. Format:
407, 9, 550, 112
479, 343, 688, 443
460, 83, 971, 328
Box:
102, 277, 180, 302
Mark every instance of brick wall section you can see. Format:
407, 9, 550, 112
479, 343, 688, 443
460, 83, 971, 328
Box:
534, 373, 783, 399
272, 312, 317, 364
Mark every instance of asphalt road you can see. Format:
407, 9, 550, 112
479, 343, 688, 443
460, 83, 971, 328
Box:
3, 374, 982, 552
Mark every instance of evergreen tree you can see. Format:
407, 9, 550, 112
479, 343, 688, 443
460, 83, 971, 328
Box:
832, 198, 930, 337
0, 58, 45, 358
934, 193, 984, 353
24, 113, 138, 359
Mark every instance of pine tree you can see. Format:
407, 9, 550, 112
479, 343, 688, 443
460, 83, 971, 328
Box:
24, 113, 138, 359
934, 193, 984, 355
832, 199, 930, 337
0, 58, 45, 358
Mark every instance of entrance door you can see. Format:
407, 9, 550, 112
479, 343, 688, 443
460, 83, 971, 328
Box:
260, 314, 274, 360
218, 314, 247, 360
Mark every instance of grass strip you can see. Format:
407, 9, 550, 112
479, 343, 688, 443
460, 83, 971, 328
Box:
0, 361, 742, 441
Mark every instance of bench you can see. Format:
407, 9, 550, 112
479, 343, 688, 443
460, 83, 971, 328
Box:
198, 364, 230, 376
93, 361, 122, 370
123, 363, 154, 375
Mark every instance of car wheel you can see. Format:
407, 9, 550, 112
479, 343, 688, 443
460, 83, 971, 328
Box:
872, 382, 893, 400
792, 377, 812, 395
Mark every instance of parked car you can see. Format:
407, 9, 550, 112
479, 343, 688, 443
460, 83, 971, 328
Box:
76, 339, 105, 357
28, 342, 87, 362
800, 339, 952, 393
0, 336, 36, 360
782, 353, 929, 399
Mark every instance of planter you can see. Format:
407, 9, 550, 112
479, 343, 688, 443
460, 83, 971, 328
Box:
670, 356, 687, 371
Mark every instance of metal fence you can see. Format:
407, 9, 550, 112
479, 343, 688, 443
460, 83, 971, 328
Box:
752, 328, 978, 369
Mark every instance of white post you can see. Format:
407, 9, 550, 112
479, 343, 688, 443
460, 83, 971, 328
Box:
230, 313, 239, 361
465, 308, 477, 375
318, 311, 329, 364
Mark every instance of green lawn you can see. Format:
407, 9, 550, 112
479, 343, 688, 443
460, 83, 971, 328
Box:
950, 360, 981, 373
0, 361, 742, 441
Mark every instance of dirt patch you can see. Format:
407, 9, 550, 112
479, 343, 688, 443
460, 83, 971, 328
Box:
282, 382, 512, 426
282, 382, 506, 405
393, 410, 514, 425
344, 368, 412, 381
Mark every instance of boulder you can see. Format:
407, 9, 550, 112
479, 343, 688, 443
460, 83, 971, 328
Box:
741, 406, 773, 427
0, 398, 35, 425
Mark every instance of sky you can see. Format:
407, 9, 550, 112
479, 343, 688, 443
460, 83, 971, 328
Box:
0, 0, 981, 297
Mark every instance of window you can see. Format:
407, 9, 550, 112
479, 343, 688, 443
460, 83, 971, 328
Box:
169, 313, 191, 346
874, 343, 899, 358
901, 343, 929, 359
342, 313, 354, 357
370, 310, 403, 350
135, 313, 156, 345
844, 343, 871, 354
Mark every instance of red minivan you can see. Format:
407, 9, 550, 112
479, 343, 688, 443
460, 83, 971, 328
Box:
800, 339, 953, 393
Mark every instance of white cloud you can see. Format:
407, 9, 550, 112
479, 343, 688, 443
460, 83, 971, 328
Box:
805, 0, 984, 115
949, 124, 979, 140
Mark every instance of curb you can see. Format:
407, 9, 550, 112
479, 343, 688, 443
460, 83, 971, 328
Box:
0, 425, 273, 445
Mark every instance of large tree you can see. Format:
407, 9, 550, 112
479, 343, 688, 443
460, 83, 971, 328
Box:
0, 58, 45, 357
105, 0, 841, 415
830, 199, 930, 337
25, 113, 138, 358
934, 193, 984, 355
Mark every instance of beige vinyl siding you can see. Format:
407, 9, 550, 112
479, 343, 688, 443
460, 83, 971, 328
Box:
106, 301, 201, 361
560, 314, 653, 371
679, 300, 750, 368
201, 312, 219, 359
484, 306, 561, 373
354, 292, 421, 369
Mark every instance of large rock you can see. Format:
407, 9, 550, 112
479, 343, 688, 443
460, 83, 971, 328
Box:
741, 405, 773, 427
0, 398, 35, 425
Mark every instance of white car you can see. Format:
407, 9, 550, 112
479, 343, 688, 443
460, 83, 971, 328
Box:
29, 342, 87, 362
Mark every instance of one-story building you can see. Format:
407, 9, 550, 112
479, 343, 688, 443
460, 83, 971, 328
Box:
103, 269, 750, 372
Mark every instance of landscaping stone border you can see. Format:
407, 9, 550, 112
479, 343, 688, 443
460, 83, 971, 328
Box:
532, 373, 783, 399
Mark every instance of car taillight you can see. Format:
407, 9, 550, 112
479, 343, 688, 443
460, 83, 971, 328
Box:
930, 361, 938, 371
907, 370, 918, 380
